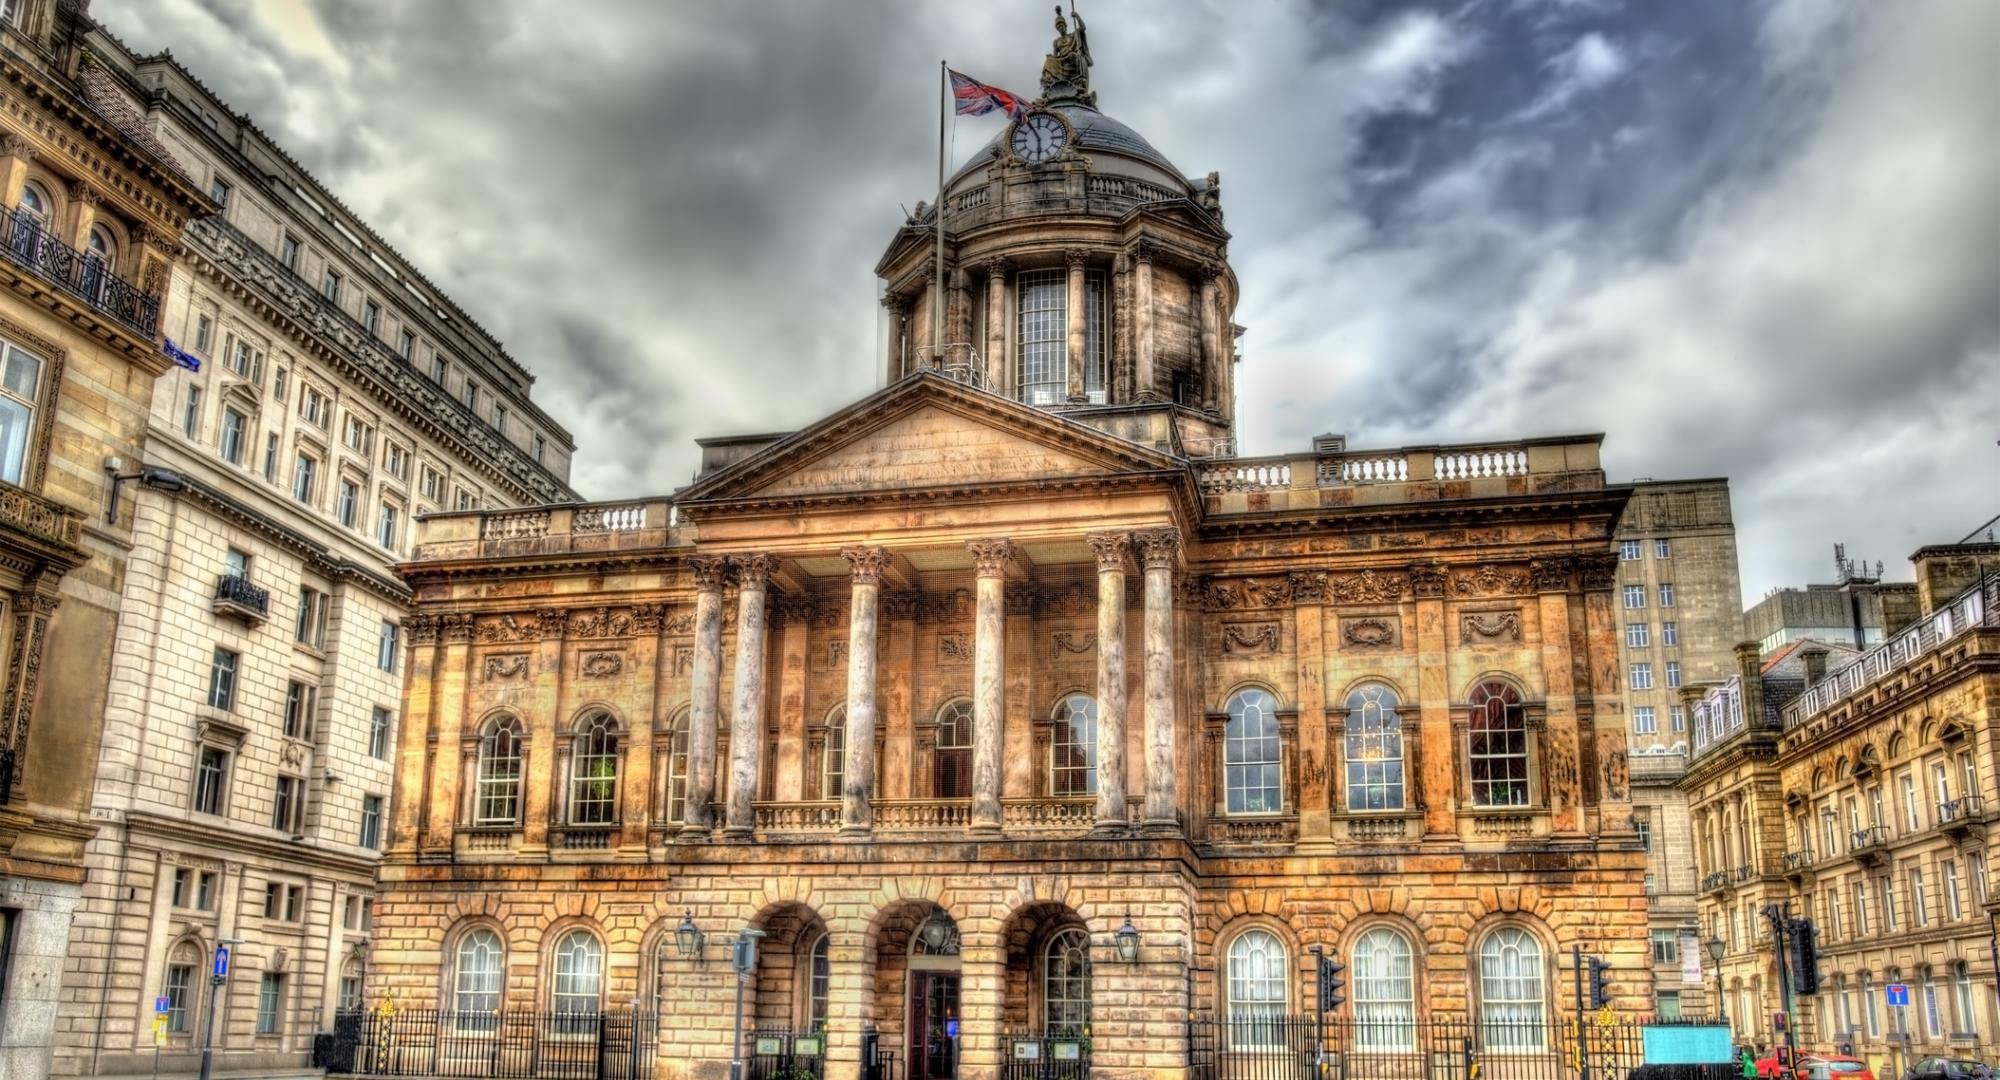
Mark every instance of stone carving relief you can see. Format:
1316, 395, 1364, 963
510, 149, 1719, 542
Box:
280, 742, 305, 768
1192, 576, 1291, 611
1331, 570, 1406, 605
1529, 558, 1570, 593
1222, 621, 1280, 656
579, 651, 624, 679
483, 653, 530, 682
1576, 552, 1619, 590
673, 646, 694, 677
1603, 747, 1629, 802
663, 610, 695, 635
475, 612, 542, 643
1453, 564, 1531, 596
925, 589, 973, 623
1461, 611, 1523, 643
1340, 616, 1398, 648
1038, 583, 1093, 617
1287, 570, 1330, 605
1409, 562, 1448, 599
568, 607, 637, 639
1052, 631, 1095, 657
938, 632, 972, 665
1380, 533, 1426, 549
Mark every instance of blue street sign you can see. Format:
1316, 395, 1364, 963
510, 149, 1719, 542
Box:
1886, 983, 1910, 1007
212, 945, 230, 979
945, 1019, 959, 1039
154, 995, 169, 1013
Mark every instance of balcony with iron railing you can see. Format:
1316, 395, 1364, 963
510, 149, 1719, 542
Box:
211, 573, 270, 624
1850, 824, 1891, 863
1938, 795, 1989, 833
1784, 573, 1998, 732
1782, 849, 1816, 875
0, 206, 159, 340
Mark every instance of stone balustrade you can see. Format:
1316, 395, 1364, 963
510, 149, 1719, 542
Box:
417, 498, 683, 561
753, 801, 841, 835
872, 799, 972, 831
1000, 796, 1097, 832
1195, 435, 1602, 515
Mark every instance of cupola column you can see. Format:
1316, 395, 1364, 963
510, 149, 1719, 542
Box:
1087, 532, 1131, 832
1135, 528, 1181, 834
1065, 249, 1088, 402
723, 553, 775, 840
966, 539, 1016, 836
883, 298, 908, 384
839, 546, 891, 837
1199, 265, 1222, 413
681, 556, 728, 841
982, 259, 1009, 393
1132, 242, 1156, 401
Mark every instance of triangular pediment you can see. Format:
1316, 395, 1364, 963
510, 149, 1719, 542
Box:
679, 373, 1185, 504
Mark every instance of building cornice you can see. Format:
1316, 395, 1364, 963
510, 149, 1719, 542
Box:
122, 810, 380, 877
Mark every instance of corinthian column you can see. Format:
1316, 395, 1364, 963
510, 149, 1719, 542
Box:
1132, 242, 1156, 401
1134, 528, 1181, 834
681, 556, 728, 841
966, 538, 1017, 836
839, 546, 890, 837
1087, 532, 1131, 832
1065, 249, 1088, 403
723, 553, 775, 840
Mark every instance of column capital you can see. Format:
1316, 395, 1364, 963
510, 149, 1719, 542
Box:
729, 553, 778, 589
1065, 247, 1090, 270
689, 554, 731, 591
1085, 532, 1131, 573
841, 545, 892, 584
1530, 557, 1571, 594
881, 294, 909, 318
1130, 239, 1156, 265
1575, 551, 1619, 590
67, 179, 99, 206
440, 613, 474, 644
978, 256, 1011, 278
404, 614, 440, 646
966, 538, 1019, 579
0, 133, 35, 161
1133, 528, 1182, 571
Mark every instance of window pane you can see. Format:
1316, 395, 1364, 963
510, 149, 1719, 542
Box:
455, 929, 504, 1018
1345, 684, 1404, 811
551, 931, 603, 1016
1225, 690, 1282, 813
1353, 929, 1416, 1050
1016, 270, 1067, 405
1043, 928, 1092, 1037
1478, 928, 1546, 1047
1468, 682, 1529, 807
569, 716, 618, 824
1050, 695, 1098, 796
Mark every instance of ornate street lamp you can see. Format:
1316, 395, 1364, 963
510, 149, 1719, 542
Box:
1705, 933, 1727, 1023
676, 910, 706, 962
1114, 912, 1141, 963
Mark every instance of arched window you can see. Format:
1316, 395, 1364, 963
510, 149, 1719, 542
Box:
16, 182, 49, 222
1043, 927, 1091, 1037
475, 715, 523, 825
339, 956, 364, 1011
805, 932, 831, 1032
1467, 681, 1529, 807
1345, 684, 1405, 812
550, 930, 604, 1019
1050, 694, 1098, 797
163, 940, 200, 1033
83, 224, 115, 298
87, 224, 114, 261
450, 927, 503, 1032
934, 699, 973, 798
664, 710, 690, 824
1352, 928, 1416, 1050
1225, 689, 1282, 814
822, 707, 846, 801
1951, 961, 1974, 1036
1920, 965, 1941, 1037
1225, 929, 1288, 1048
10, 182, 50, 264
1476, 928, 1546, 1048
569, 714, 618, 825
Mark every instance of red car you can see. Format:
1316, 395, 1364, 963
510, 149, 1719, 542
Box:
1752, 1054, 1876, 1080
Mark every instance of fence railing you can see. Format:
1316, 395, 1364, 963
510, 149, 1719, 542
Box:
315, 1009, 658, 1079
1, 206, 160, 338
746, 1027, 826, 1080
1186, 1014, 1644, 1080
999, 1029, 1091, 1080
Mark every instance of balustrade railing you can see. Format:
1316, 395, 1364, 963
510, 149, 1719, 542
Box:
1782, 849, 1815, 872
482, 510, 551, 541
1000, 796, 1096, 832
873, 798, 971, 831
1320, 453, 1409, 485
1207, 815, 1298, 845
1197, 458, 1291, 493
1786, 575, 1997, 730
1434, 445, 1529, 480
1470, 814, 1535, 840
1, 206, 160, 338
1939, 795, 1987, 827
573, 504, 645, 534
1345, 815, 1412, 840
753, 801, 840, 833
1850, 824, 1890, 852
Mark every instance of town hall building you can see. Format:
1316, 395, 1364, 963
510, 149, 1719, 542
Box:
367, 15, 1650, 1079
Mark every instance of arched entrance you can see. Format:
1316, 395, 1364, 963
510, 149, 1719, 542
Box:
874, 903, 962, 1080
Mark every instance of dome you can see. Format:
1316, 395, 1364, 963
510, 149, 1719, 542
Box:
945, 102, 1192, 196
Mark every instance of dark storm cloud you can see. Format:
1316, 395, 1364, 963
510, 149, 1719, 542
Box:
99, 0, 1998, 596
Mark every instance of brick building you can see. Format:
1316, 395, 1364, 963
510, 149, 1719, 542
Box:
46, 25, 577, 1080
368, 17, 1649, 1080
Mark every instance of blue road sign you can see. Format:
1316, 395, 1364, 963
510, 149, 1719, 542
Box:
1886, 983, 1910, 1008
155, 996, 169, 1013
946, 1019, 959, 1039
213, 945, 230, 979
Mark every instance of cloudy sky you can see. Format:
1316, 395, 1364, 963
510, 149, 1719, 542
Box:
100, 0, 1997, 600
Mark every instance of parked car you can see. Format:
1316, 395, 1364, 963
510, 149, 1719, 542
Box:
1795, 1056, 1875, 1080
1904, 1058, 1994, 1079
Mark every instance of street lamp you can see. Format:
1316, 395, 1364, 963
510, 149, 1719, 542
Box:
727, 927, 766, 1080
1114, 913, 1141, 963
103, 461, 186, 524
197, 935, 245, 1080
1705, 933, 1727, 1023
675, 910, 706, 963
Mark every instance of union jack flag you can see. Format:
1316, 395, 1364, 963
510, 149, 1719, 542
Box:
949, 69, 1029, 121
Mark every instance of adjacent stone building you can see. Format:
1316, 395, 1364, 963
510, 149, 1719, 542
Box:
1743, 548, 1922, 656
369, 19, 1648, 1080
1609, 478, 1742, 1018
45, 25, 576, 1080
0, 3, 215, 1077
1683, 542, 1999, 1075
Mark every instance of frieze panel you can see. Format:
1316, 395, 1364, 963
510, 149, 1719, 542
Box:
938, 632, 972, 665
568, 607, 638, 639
475, 612, 543, 644
483, 653, 530, 682
1331, 570, 1406, 605
1037, 582, 1094, 617
1452, 564, 1531, 597
1287, 570, 1330, 605
816, 639, 848, 672
579, 650, 625, 679
1460, 611, 1523, 644
1052, 631, 1095, 659
1192, 576, 1291, 611
1222, 621, 1281, 656
1339, 616, 1399, 649
1409, 562, 1448, 599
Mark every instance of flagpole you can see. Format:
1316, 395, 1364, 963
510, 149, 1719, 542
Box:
933, 59, 947, 371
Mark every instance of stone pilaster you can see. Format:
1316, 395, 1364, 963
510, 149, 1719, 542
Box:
424, 614, 473, 854
521, 607, 567, 854
882, 297, 908, 384
1088, 531, 1131, 832
966, 539, 1017, 836
682, 556, 728, 841
1135, 528, 1181, 834
386, 614, 436, 857
723, 554, 774, 840
1411, 561, 1456, 839
1065, 249, 1088, 403
839, 546, 890, 836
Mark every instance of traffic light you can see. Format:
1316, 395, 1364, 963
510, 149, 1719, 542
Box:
1789, 919, 1821, 995
1587, 956, 1612, 1010
1317, 949, 1346, 1012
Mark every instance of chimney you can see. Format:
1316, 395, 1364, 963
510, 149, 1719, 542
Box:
1910, 543, 2000, 615
1798, 642, 1829, 687
1733, 642, 1767, 730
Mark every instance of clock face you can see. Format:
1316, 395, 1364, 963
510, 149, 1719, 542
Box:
1010, 112, 1069, 164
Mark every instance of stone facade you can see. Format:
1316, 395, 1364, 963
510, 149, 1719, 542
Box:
0, 5, 215, 1078
1609, 479, 1742, 1017
44, 26, 578, 1080
1683, 544, 2000, 1075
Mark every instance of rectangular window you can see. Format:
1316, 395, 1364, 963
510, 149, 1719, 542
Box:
431, 354, 448, 383
1654, 538, 1671, 559
359, 794, 383, 849
280, 234, 300, 271
1620, 540, 1640, 561
384, 442, 407, 479
455, 488, 477, 511
285, 885, 300, 921
1880, 874, 1897, 930
1670, 705, 1686, 732
1626, 623, 1649, 648
227, 338, 251, 377
273, 367, 288, 400
1622, 585, 1645, 609
219, 408, 246, 465
377, 503, 399, 549
262, 432, 279, 481
171, 867, 190, 907
295, 585, 326, 647
493, 403, 507, 432
0, 344, 42, 487
377, 621, 399, 673
398, 329, 415, 359
419, 465, 442, 500
1650, 929, 1679, 963
1666, 661, 1682, 688
370, 706, 392, 760
1862, 976, 1879, 1037
533, 435, 545, 464
362, 300, 380, 334
283, 681, 315, 740
1015, 269, 1068, 405
194, 314, 214, 352
1854, 880, 1869, 936
322, 269, 341, 302
256, 973, 283, 1035
336, 478, 358, 527
342, 414, 367, 450
210, 177, 231, 208
1902, 772, 1920, 831
207, 648, 238, 711
197, 871, 215, 910
263, 881, 280, 917
1911, 866, 1929, 926
463, 380, 479, 413
1633, 706, 1656, 734
193, 747, 228, 815
1629, 663, 1653, 690
1971, 852, 1989, 905
1660, 624, 1678, 649
272, 775, 301, 834
1634, 815, 1651, 850
1658, 583, 1675, 607
164, 963, 194, 1032
181, 386, 201, 437
292, 453, 316, 504
1944, 859, 1963, 920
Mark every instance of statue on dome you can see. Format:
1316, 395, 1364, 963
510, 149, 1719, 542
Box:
1041, 4, 1094, 105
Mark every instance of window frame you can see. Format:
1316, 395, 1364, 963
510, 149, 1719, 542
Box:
475, 715, 525, 826
1042, 926, 1092, 1038
1466, 681, 1532, 809
193, 746, 229, 816
1476, 927, 1548, 1049
1222, 928, 1289, 1048
1223, 688, 1283, 815
452, 926, 505, 1021
549, 929, 604, 1018
255, 971, 283, 1035
1048, 693, 1099, 797
1351, 927, 1417, 1051
567, 713, 620, 826
0, 339, 48, 489
1344, 683, 1405, 813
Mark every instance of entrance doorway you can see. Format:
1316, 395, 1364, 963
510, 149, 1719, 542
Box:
909, 971, 960, 1080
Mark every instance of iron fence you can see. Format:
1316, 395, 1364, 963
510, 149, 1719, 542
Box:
316, 1009, 658, 1079
1, 206, 160, 338
999, 1029, 1091, 1080
746, 1027, 827, 1080
1187, 1014, 1646, 1080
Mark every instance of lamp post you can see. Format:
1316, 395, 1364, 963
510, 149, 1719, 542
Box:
1705, 933, 1727, 1024
1114, 913, 1141, 964
197, 936, 244, 1080
728, 927, 766, 1080
103, 461, 186, 524
675, 909, 707, 965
